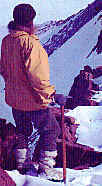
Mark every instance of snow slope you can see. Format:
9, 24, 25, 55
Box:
49, 11, 102, 95
6, 165, 102, 186
65, 106, 102, 150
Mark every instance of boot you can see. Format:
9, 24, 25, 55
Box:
15, 148, 38, 176
38, 150, 63, 181
15, 148, 27, 172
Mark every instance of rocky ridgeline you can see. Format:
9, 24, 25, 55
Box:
37, 0, 102, 56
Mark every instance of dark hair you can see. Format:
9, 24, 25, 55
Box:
8, 21, 17, 30
84, 65, 93, 74
8, 4, 36, 30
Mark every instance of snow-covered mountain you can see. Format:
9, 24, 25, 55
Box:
35, 0, 102, 95
49, 12, 102, 95
38, 0, 102, 57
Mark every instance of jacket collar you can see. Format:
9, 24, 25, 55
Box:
10, 30, 39, 40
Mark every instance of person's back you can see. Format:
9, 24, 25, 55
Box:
69, 73, 89, 98
0, 4, 62, 181
1, 30, 54, 111
67, 69, 98, 109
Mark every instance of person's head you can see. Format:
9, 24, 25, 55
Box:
80, 66, 93, 80
84, 65, 93, 80
8, 4, 36, 34
84, 65, 93, 74
80, 70, 87, 80
80, 70, 85, 76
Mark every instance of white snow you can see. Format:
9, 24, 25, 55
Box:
0, 76, 15, 124
6, 169, 63, 186
6, 165, 102, 186
65, 106, 102, 151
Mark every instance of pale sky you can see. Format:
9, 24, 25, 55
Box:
0, 0, 94, 26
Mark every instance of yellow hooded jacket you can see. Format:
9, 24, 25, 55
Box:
0, 31, 55, 111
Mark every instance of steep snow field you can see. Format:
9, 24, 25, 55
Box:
49, 11, 102, 95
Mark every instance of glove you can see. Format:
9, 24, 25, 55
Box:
54, 94, 66, 106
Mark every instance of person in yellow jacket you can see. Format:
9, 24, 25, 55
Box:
0, 4, 62, 180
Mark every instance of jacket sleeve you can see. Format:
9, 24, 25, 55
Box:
21, 37, 55, 101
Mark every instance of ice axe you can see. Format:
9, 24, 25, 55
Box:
61, 104, 66, 185
54, 94, 67, 184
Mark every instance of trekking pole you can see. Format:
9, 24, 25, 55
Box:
61, 104, 67, 185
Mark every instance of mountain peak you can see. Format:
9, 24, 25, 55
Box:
38, 0, 102, 56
